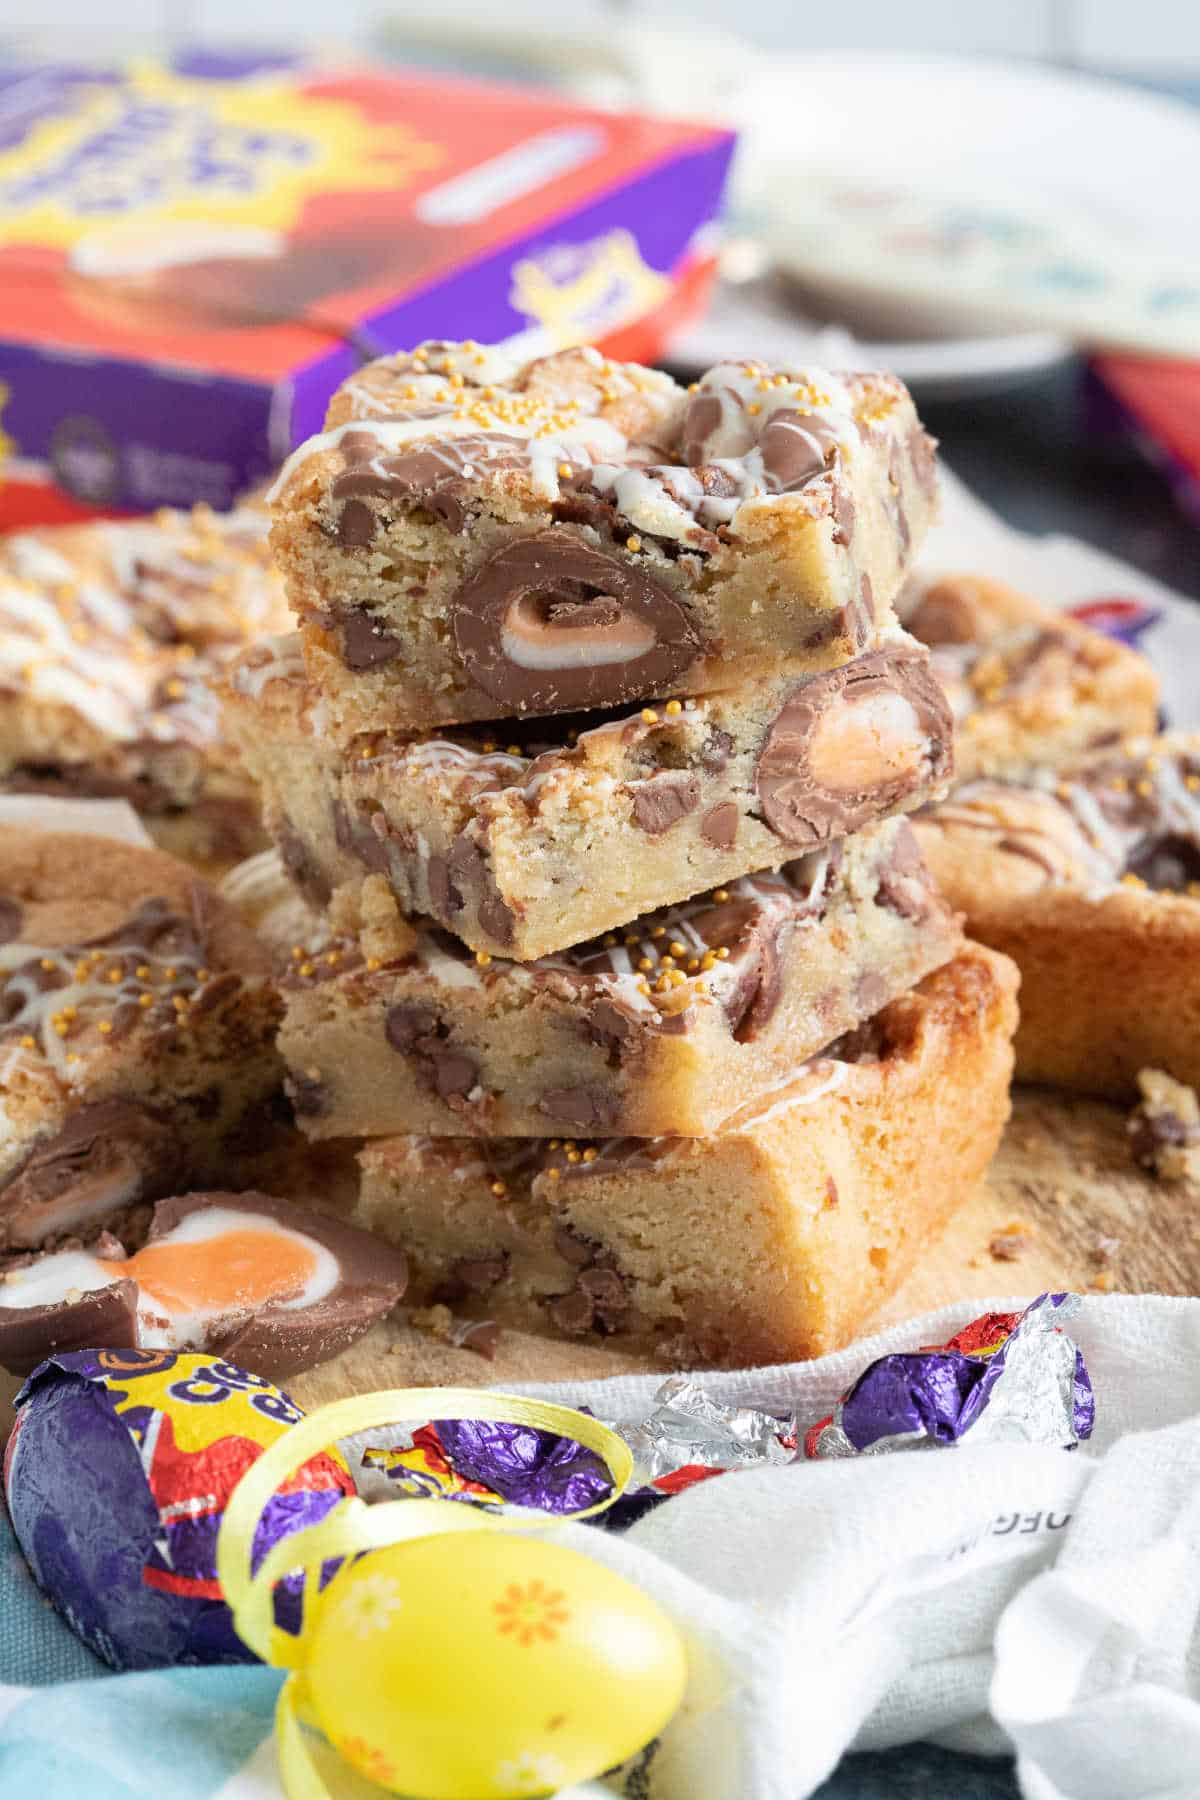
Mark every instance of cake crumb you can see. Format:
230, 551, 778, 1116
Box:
1128, 1068, 1200, 1182
989, 1221, 1031, 1262
1089, 1269, 1116, 1293
1091, 1235, 1120, 1266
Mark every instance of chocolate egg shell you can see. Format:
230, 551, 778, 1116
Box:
4, 1348, 352, 1670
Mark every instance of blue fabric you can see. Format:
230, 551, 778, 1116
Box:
0, 1509, 1017, 1797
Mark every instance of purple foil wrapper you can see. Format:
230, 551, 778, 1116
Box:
807, 1293, 1094, 1460
433, 1417, 613, 1515
4, 1350, 352, 1671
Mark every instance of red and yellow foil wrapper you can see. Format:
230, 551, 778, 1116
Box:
4, 1348, 353, 1670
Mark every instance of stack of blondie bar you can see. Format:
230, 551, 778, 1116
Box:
226, 342, 1018, 1368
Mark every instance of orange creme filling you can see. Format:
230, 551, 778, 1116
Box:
98, 1227, 318, 1316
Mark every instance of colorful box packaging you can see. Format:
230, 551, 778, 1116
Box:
0, 53, 735, 527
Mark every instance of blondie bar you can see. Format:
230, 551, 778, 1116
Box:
225, 637, 953, 960
355, 947, 1018, 1367
269, 341, 938, 733
914, 732, 1200, 1096
0, 829, 282, 1248
279, 818, 961, 1137
0, 503, 291, 872
901, 573, 1159, 783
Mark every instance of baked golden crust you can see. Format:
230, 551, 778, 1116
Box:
902, 572, 1159, 783
268, 341, 937, 734
0, 830, 282, 1246
354, 946, 1017, 1366
915, 732, 1200, 1096
223, 635, 954, 961
275, 819, 961, 1139
0, 503, 291, 873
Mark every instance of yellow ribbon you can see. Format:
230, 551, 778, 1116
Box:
216, 1387, 635, 1795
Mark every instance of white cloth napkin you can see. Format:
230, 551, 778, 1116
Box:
514, 1292, 1200, 1800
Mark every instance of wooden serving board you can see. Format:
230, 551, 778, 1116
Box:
285, 1086, 1195, 1410
0, 1088, 1183, 1424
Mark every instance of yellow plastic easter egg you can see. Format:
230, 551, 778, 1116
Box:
304, 1530, 687, 1798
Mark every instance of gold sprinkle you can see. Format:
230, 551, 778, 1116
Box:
61, 1005, 76, 1020
582, 1147, 598, 1162
548, 1139, 562, 1150
366, 957, 382, 972
97, 1021, 113, 1036
625, 534, 642, 553
558, 462, 573, 479
299, 962, 315, 978
135, 964, 151, 980
172, 995, 189, 1013
1110, 776, 1130, 792
669, 939, 687, 957
325, 950, 340, 966
290, 946, 305, 960
637, 956, 653, 972
482, 740, 497, 753
53, 1021, 69, 1037
712, 888, 729, 904
1136, 780, 1153, 797
490, 1180, 507, 1197
475, 951, 492, 967
687, 956, 700, 972
624, 933, 638, 947
746, 402, 762, 415
164, 678, 185, 700
545, 1167, 561, 1183
603, 933, 617, 947
39, 958, 55, 972
650, 925, 666, 939
164, 967, 177, 981
637, 978, 651, 996
566, 1149, 581, 1164
1120, 873, 1147, 889
716, 946, 730, 960
137, 993, 154, 1009
563, 1141, 577, 1151
668, 968, 686, 987
640, 708, 659, 724
700, 950, 716, 971
664, 699, 682, 716
1187, 776, 1200, 792
66, 1053, 80, 1065
106, 968, 123, 985
19, 1035, 35, 1049
506, 744, 521, 757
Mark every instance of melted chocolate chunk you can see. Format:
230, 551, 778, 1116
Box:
333, 432, 530, 534
631, 775, 700, 835
337, 608, 404, 671
759, 408, 837, 490
753, 649, 951, 846
445, 833, 515, 947
700, 800, 739, 850
539, 1086, 620, 1131
337, 498, 377, 546
874, 820, 933, 922
451, 530, 701, 713
277, 822, 332, 907
384, 1003, 480, 1104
